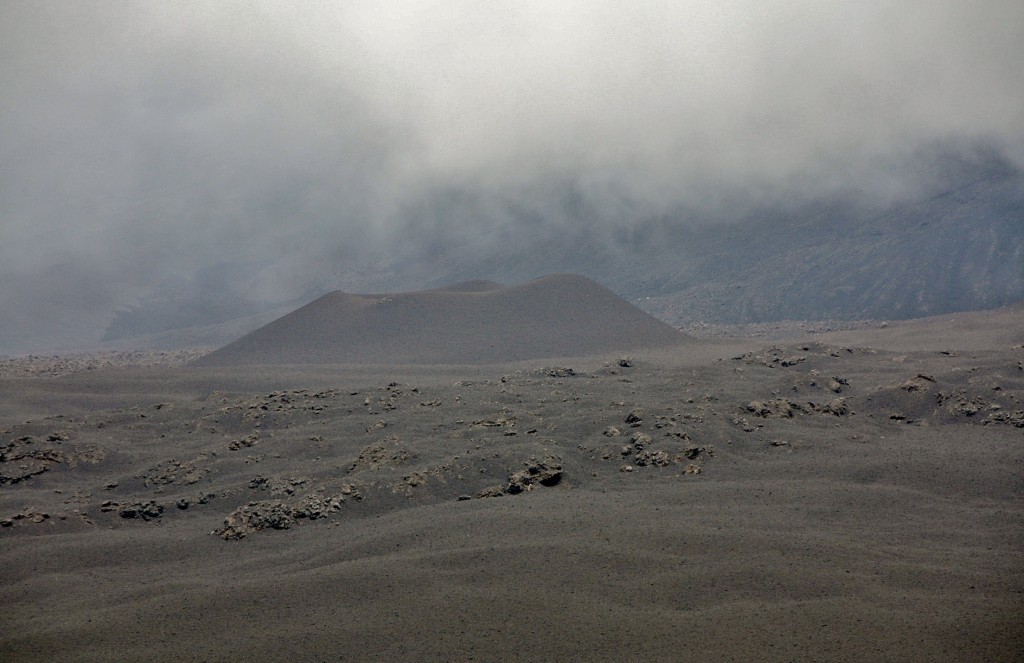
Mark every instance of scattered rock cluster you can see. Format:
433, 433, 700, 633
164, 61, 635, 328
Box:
215, 493, 347, 540
216, 501, 296, 540
0, 436, 64, 484
118, 501, 164, 521
733, 347, 809, 368
0, 434, 105, 485
228, 434, 259, 451
900, 374, 936, 392
4, 338, 1019, 546
349, 438, 412, 472
983, 410, 1024, 428
746, 397, 849, 418
0, 348, 209, 378
249, 475, 310, 496
1, 509, 51, 527
613, 429, 708, 473
143, 458, 209, 486
476, 456, 563, 498
542, 367, 576, 378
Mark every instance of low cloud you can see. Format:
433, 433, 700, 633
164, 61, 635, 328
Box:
2, 2, 1022, 352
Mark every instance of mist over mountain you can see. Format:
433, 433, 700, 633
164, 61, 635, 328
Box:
642, 151, 1024, 324
93, 145, 1023, 351
2, 3, 1022, 354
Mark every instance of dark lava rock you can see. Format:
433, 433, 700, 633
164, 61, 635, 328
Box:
477, 456, 563, 498
216, 501, 295, 540
816, 398, 849, 416
629, 431, 651, 450
634, 449, 671, 467
119, 501, 164, 521
984, 410, 1024, 428
292, 495, 344, 520
747, 401, 772, 417
506, 457, 563, 494
228, 434, 259, 451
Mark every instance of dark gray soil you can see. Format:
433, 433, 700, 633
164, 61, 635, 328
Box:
1, 309, 1022, 661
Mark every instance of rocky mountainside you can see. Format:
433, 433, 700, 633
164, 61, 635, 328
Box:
639, 162, 1024, 324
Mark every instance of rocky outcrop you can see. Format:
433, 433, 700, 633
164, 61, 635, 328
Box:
476, 457, 563, 498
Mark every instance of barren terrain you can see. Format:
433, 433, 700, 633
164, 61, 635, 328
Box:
2, 304, 1022, 661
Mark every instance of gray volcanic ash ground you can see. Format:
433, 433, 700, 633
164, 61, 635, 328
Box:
1, 284, 1022, 662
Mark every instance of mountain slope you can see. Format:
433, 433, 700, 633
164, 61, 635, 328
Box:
192, 274, 688, 366
641, 164, 1024, 324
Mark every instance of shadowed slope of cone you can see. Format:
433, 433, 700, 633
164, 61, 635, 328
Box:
192, 273, 688, 366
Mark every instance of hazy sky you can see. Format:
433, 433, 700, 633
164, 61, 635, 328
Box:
2, 2, 1023, 352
